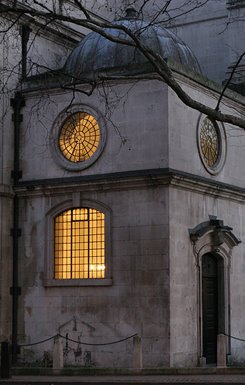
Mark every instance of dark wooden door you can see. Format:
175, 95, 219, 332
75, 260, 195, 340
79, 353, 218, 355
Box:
202, 254, 218, 364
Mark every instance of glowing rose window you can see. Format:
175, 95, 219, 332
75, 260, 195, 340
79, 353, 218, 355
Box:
199, 117, 220, 168
59, 112, 100, 163
197, 115, 226, 175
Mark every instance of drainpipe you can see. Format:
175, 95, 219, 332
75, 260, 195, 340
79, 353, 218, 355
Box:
10, 92, 25, 365
20, 25, 31, 80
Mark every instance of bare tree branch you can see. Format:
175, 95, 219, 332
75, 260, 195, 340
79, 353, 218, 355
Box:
216, 51, 245, 112
1, 0, 245, 130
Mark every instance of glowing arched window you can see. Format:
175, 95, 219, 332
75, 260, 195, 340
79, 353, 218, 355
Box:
54, 208, 105, 279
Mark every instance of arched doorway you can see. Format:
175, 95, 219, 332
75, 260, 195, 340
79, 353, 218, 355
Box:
189, 216, 241, 366
202, 253, 219, 364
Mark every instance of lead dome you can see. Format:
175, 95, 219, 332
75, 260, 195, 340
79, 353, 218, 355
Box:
64, 8, 201, 78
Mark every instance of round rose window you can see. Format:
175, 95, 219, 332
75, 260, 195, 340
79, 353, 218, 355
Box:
199, 117, 220, 168
59, 112, 100, 163
197, 115, 226, 175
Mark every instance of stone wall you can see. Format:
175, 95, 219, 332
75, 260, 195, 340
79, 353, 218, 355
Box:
17, 185, 170, 368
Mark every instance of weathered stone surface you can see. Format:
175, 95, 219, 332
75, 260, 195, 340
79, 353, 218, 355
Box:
0, 1, 245, 370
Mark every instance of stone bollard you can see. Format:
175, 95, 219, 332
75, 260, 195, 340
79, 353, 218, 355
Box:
133, 335, 143, 370
53, 335, 63, 370
217, 333, 227, 367
1, 340, 10, 378
199, 356, 206, 367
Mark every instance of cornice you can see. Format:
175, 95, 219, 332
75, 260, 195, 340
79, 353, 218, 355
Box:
14, 169, 245, 203
0, 184, 14, 198
227, 0, 245, 10
20, 64, 245, 113
1, 0, 83, 44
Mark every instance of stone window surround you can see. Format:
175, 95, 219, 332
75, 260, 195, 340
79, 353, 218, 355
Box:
50, 104, 107, 171
197, 114, 227, 176
44, 198, 112, 287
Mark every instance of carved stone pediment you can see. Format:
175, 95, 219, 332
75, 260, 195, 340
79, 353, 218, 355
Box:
189, 215, 241, 266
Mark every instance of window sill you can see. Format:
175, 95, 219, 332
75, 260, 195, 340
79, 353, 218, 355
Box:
44, 278, 112, 287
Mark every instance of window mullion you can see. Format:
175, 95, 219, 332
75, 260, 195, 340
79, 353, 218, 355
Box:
88, 208, 90, 278
53, 206, 106, 281
71, 209, 73, 279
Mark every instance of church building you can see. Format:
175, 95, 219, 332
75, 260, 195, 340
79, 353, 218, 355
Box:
0, 0, 245, 369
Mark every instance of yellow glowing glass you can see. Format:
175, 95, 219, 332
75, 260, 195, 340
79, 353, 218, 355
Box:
59, 112, 100, 163
200, 117, 220, 167
54, 208, 105, 279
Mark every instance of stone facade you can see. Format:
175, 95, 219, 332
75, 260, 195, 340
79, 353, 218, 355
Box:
0, 0, 245, 369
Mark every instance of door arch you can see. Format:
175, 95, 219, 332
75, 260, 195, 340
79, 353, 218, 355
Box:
189, 216, 241, 365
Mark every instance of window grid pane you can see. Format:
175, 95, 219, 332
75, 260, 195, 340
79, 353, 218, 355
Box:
54, 208, 105, 279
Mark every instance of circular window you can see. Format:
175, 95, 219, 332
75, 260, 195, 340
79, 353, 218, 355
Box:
50, 106, 106, 171
197, 115, 226, 175
59, 112, 100, 163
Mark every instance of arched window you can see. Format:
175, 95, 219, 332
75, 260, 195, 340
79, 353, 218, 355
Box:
45, 200, 111, 287
54, 207, 106, 279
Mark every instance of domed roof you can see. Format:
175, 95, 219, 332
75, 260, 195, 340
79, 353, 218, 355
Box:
64, 8, 201, 78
